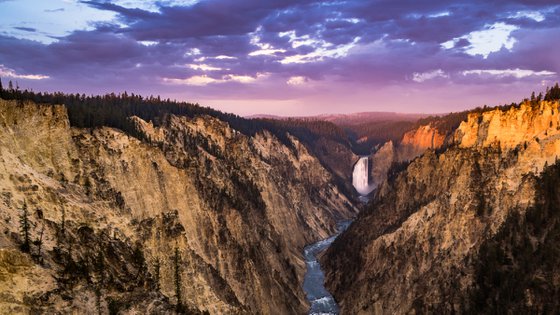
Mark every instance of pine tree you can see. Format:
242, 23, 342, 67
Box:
0, 77, 3, 98
34, 224, 45, 264
173, 247, 183, 311
19, 202, 31, 252
95, 285, 102, 315
55, 206, 66, 256
60, 205, 66, 238
154, 256, 161, 291
85, 177, 92, 197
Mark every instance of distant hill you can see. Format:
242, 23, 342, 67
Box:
314, 112, 429, 125
247, 111, 428, 125
248, 112, 432, 155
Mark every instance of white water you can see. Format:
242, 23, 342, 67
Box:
301, 158, 371, 314
352, 156, 374, 196
303, 221, 352, 315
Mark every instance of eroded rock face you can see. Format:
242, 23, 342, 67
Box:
323, 101, 560, 314
0, 99, 356, 314
369, 141, 395, 191
455, 101, 559, 150
399, 124, 446, 162
367, 123, 446, 192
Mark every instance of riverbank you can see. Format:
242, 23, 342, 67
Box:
303, 220, 352, 315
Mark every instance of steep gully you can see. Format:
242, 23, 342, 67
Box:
303, 157, 370, 314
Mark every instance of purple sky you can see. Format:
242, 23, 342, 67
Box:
0, 0, 559, 116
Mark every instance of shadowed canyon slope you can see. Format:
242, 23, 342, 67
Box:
323, 99, 560, 314
0, 99, 356, 314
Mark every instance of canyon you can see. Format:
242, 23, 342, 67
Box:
324, 99, 560, 314
1, 87, 560, 315
0, 99, 357, 314
351, 118, 446, 197
4, 1, 560, 313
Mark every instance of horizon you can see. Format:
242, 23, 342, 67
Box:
5, 76, 542, 119
1, 0, 559, 116
0, 75, 554, 119
246, 110, 439, 119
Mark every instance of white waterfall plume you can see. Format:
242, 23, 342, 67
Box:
352, 156, 374, 196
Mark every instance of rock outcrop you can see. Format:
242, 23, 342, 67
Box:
0, 99, 356, 314
399, 124, 446, 161
323, 101, 560, 314
367, 123, 445, 192
369, 141, 395, 191
455, 101, 559, 150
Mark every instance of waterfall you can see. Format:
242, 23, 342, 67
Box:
352, 156, 374, 196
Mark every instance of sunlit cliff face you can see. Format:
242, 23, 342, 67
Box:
323, 100, 560, 315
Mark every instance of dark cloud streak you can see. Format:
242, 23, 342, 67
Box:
44, 8, 65, 13
13, 26, 36, 32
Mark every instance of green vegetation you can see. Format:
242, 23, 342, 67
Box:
343, 120, 417, 154
470, 160, 560, 313
258, 118, 349, 146
386, 160, 411, 182
544, 83, 560, 102
32, 224, 45, 263
0, 77, 320, 151
153, 256, 161, 291
173, 247, 184, 312
19, 201, 31, 253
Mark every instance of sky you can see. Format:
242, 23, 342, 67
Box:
0, 0, 559, 116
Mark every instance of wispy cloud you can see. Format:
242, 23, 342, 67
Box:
462, 69, 556, 79
0, 65, 49, 80
412, 69, 448, 83
163, 73, 267, 86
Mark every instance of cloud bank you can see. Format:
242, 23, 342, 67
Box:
0, 0, 559, 115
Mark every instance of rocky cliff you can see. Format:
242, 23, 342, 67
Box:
398, 124, 446, 161
368, 123, 445, 192
0, 99, 356, 314
323, 100, 560, 314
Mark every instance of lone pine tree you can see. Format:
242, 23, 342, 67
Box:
173, 247, 183, 312
33, 224, 45, 263
19, 201, 31, 253
154, 256, 161, 291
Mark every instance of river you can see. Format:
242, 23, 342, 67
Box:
303, 220, 352, 315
